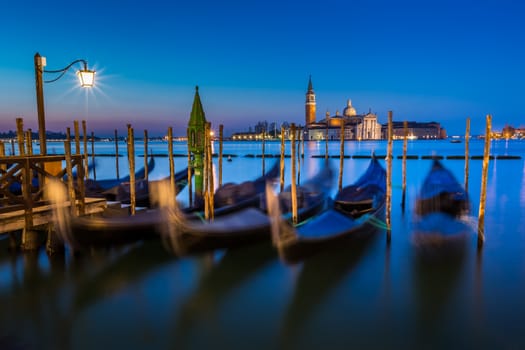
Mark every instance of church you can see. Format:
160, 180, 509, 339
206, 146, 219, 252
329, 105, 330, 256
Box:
304, 76, 382, 141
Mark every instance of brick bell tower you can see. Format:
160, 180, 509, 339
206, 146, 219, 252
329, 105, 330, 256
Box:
305, 75, 316, 125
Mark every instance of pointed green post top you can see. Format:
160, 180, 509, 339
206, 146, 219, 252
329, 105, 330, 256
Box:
188, 85, 207, 154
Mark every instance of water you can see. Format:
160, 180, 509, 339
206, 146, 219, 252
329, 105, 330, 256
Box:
1, 139, 525, 349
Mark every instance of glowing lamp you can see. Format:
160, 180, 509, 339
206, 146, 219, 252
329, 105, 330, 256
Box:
77, 69, 96, 87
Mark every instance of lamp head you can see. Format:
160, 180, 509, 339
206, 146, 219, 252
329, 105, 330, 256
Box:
77, 69, 95, 87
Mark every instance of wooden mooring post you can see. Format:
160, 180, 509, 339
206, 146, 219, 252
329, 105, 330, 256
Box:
186, 128, 193, 208
401, 120, 408, 211
168, 127, 175, 196
280, 126, 285, 192
91, 131, 96, 181
386, 111, 393, 243
465, 117, 470, 193
115, 129, 120, 180
219, 124, 223, 187
290, 123, 298, 224
127, 125, 136, 215
82, 120, 88, 178
144, 129, 149, 181
478, 115, 492, 247
338, 122, 345, 191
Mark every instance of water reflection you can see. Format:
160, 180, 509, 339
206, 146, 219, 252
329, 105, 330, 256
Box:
279, 234, 380, 349
172, 243, 277, 348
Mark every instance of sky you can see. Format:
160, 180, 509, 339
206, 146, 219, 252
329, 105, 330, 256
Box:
1, 0, 524, 137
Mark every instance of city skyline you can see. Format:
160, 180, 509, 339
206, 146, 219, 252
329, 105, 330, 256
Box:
1, 0, 524, 137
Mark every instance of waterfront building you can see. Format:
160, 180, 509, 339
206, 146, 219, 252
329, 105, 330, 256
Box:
305, 77, 382, 141
385, 121, 445, 139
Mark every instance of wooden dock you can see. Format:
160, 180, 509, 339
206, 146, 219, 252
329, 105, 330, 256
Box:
0, 197, 106, 234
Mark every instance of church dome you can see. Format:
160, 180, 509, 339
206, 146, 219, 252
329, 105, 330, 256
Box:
343, 99, 357, 117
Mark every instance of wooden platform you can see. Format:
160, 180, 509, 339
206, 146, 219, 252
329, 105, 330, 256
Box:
0, 197, 107, 234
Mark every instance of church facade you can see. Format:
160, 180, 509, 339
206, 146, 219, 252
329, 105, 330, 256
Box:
304, 77, 382, 141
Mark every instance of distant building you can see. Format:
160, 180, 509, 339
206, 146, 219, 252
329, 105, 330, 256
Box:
305, 77, 382, 141
385, 121, 445, 139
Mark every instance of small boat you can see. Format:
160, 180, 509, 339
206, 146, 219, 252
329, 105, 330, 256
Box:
412, 160, 472, 258
272, 156, 386, 263
450, 139, 462, 143
163, 163, 334, 255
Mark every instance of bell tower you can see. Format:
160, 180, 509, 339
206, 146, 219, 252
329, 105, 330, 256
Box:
305, 75, 316, 125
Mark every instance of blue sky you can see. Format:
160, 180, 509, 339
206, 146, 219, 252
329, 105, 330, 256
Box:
1, 0, 524, 137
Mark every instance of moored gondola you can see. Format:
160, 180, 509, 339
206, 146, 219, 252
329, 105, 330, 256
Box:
271, 156, 386, 264
163, 163, 334, 255
412, 160, 473, 259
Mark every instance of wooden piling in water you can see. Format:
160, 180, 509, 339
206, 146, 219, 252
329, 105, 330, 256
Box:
91, 131, 96, 181
280, 126, 285, 192
74, 120, 80, 155
203, 122, 214, 220
82, 120, 88, 178
401, 120, 408, 210
64, 140, 76, 216
219, 124, 223, 187
25, 129, 33, 156
465, 117, 470, 193
477, 115, 492, 246
338, 122, 345, 191
290, 123, 298, 224
297, 128, 301, 185
115, 129, 120, 180
325, 123, 329, 160
144, 129, 149, 181
186, 128, 193, 207
262, 125, 266, 176
386, 111, 393, 242
16, 118, 25, 156
0, 142, 5, 173
168, 127, 175, 196
127, 125, 136, 215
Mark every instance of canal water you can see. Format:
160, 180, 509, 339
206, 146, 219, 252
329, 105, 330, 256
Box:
1, 139, 525, 349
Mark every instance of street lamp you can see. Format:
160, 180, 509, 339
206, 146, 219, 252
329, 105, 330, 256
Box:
34, 52, 95, 155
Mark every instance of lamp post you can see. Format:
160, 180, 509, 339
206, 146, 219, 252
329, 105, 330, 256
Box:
34, 52, 95, 155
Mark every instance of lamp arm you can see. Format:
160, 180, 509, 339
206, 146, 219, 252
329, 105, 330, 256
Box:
43, 59, 89, 83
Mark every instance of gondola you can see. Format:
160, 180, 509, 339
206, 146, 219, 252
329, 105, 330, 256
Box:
272, 156, 386, 263
114, 166, 191, 207
163, 163, 334, 255
58, 161, 280, 248
415, 159, 469, 217
412, 160, 472, 258
84, 155, 156, 200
